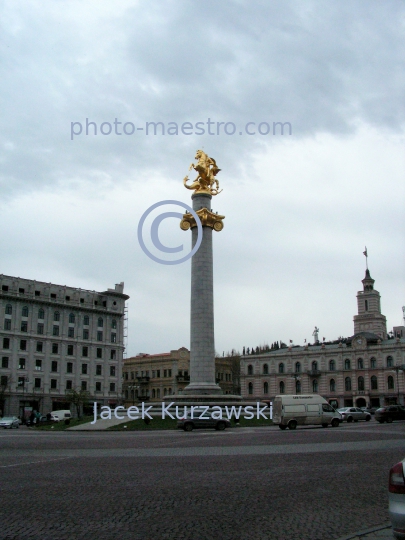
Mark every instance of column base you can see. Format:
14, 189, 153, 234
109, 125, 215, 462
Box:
181, 383, 223, 396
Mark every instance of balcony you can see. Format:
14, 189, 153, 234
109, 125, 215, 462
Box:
136, 376, 150, 384
176, 375, 190, 382
307, 370, 321, 377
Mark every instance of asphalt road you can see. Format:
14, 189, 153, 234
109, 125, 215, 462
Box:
0, 421, 404, 540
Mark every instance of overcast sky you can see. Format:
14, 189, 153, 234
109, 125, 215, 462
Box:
1, 0, 404, 357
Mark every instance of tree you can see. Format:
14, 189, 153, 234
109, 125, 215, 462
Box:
65, 387, 90, 418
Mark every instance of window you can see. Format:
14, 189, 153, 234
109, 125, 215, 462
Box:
164, 369, 167, 377
312, 361, 318, 371
38, 308, 44, 320
66, 380, 72, 390
263, 364, 269, 375
365, 300, 368, 311
312, 379, 318, 393
81, 381, 87, 390
296, 380, 301, 394
35, 359, 42, 371
97, 331, 103, 341
83, 315, 89, 326
330, 379, 336, 392
110, 383, 116, 392
37, 323, 44, 334
53, 325, 59, 336
345, 377, 352, 391
83, 329, 89, 340
69, 313, 75, 324
329, 360, 335, 371
21, 321, 28, 332
82, 364, 88, 375
388, 376, 394, 390
3, 337, 10, 349
110, 366, 116, 377
1, 357, 9, 368
18, 288, 24, 294
1, 375, 9, 387
50, 379, 57, 389
35, 291, 40, 296
96, 348, 102, 359
96, 365, 102, 376
387, 356, 394, 368
51, 361, 58, 372
110, 350, 116, 360
67, 345, 74, 356
1, 285, 8, 291
168, 369, 172, 377
5, 304, 12, 315
157, 388, 160, 398
18, 358, 25, 369
34, 378, 41, 388
279, 381, 285, 394
82, 346, 88, 357
50, 293, 56, 299
54, 311, 60, 321
152, 389, 156, 398
248, 382, 253, 395
358, 376, 365, 391
279, 363, 284, 374
4, 319, 11, 330
20, 340, 27, 350
112, 319, 117, 329
68, 327, 74, 338
52, 343, 58, 354
156, 370, 160, 378
357, 358, 364, 369
67, 362, 73, 374
344, 359, 351, 370
18, 377, 25, 387
371, 376, 378, 390
111, 333, 116, 343
98, 317, 103, 327
96, 382, 101, 392
295, 362, 301, 373
22, 306, 28, 317
66, 296, 70, 301
36, 342, 42, 353
263, 382, 269, 394
247, 364, 253, 375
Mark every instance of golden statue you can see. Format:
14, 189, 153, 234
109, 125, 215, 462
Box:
183, 149, 222, 195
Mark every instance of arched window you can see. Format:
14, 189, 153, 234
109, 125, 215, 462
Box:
365, 300, 368, 311
98, 317, 103, 328
344, 359, 351, 370
69, 313, 75, 324
295, 362, 301, 373
152, 389, 156, 398
279, 381, 285, 394
312, 379, 318, 393
296, 380, 301, 394
329, 360, 335, 371
330, 379, 336, 392
345, 377, 352, 391
5, 304, 12, 315
168, 388, 172, 395
279, 363, 284, 374
357, 358, 364, 369
263, 364, 268, 375
370, 357, 376, 368
388, 376, 394, 390
371, 376, 378, 390
54, 311, 60, 321
263, 382, 269, 394
83, 315, 89, 326
163, 388, 167, 396
248, 382, 253, 395
387, 356, 393, 368
247, 364, 253, 375
358, 376, 364, 391
112, 319, 117, 329
156, 388, 160, 398
22, 306, 28, 317
38, 308, 44, 320
312, 361, 318, 371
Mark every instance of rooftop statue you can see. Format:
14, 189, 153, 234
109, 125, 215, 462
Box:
183, 149, 222, 196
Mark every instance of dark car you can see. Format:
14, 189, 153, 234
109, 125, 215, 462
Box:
177, 410, 231, 432
375, 406, 405, 424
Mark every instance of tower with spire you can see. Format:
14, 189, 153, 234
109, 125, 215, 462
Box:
353, 268, 387, 339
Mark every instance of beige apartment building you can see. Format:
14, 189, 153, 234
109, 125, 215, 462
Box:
240, 269, 405, 408
122, 348, 238, 404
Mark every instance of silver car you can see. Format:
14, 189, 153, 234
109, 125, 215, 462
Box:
0, 416, 20, 429
337, 407, 371, 422
389, 457, 405, 539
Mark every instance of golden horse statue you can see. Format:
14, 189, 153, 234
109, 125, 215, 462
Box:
183, 150, 222, 195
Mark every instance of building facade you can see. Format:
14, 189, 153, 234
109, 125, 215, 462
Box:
0, 274, 129, 418
241, 269, 405, 408
122, 348, 237, 404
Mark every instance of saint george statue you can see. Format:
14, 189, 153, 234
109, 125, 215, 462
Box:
183, 149, 222, 196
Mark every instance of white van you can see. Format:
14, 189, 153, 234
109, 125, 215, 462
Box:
50, 410, 72, 422
273, 394, 341, 430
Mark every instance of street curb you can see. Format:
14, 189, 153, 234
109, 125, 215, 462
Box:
334, 522, 392, 540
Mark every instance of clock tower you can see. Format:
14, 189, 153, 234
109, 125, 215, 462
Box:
353, 269, 387, 339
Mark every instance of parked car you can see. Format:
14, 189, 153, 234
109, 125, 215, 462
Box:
177, 411, 231, 432
337, 407, 371, 422
389, 457, 405, 539
360, 406, 378, 415
375, 406, 405, 424
0, 416, 20, 429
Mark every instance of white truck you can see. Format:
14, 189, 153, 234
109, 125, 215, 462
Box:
50, 410, 72, 422
273, 394, 341, 430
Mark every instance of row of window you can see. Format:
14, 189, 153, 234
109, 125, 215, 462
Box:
126, 387, 173, 399
1, 356, 117, 376
4, 305, 117, 326
0, 340, 117, 359
248, 356, 396, 375
3, 321, 118, 341
9, 376, 116, 392
126, 369, 173, 379
247, 375, 396, 395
